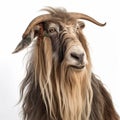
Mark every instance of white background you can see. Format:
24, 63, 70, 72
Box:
0, 0, 120, 119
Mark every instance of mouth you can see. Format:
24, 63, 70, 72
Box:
70, 65, 85, 70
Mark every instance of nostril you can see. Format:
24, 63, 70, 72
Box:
71, 53, 84, 63
71, 53, 80, 60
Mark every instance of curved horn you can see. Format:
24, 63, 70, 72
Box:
23, 14, 52, 38
12, 14, 54, 54
69, 12, 106, 26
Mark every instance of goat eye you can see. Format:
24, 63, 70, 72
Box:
48, 27, 56, 33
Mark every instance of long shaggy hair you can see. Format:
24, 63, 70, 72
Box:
14, 7, 119, 120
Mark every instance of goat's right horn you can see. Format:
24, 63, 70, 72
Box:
12, 14, 54, 54
22, 14, 53, 38
70, 12, 106, 26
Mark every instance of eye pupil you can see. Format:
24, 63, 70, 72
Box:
49, 28, 56, 33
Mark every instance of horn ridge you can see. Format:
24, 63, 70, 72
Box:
23, 14, 52, 38
69, 12, 106, 26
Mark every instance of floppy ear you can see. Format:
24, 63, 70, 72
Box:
78, 21, 85, 29
12, 24, 44, 54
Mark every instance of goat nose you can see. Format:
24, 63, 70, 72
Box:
71, 53, 84, 64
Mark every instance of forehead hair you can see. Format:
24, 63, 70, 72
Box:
43, 7, 76, 24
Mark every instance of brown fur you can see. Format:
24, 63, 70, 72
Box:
90, 73, 119, 120
17, 8, 119, 120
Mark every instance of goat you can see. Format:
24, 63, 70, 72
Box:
13, 7, 120, 120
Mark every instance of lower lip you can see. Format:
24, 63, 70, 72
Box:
71, 65, 85, 69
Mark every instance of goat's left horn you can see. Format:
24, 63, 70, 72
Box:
70, 12, 106, 26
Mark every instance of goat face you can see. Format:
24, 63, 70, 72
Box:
13, 7, 105, 71
44, 21, 87, 70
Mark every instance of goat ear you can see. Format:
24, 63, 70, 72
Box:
12, 33, 32, 54
79, 21, 85, 29
12, 24, 43, 54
